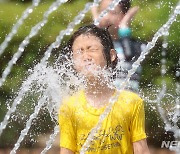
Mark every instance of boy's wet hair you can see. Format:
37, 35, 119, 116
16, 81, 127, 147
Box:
119, 0, 131, 14
64, 24, 117, 70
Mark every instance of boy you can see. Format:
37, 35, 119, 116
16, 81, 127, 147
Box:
59, 25, 150, 154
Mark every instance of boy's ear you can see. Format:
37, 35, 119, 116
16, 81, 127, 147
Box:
110, 49, 117, 62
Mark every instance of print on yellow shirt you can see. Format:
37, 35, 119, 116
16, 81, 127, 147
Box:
78, 124, 124, 152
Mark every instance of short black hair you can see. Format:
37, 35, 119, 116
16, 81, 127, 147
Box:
63, 24, 117, 70
119, 0, 131, 14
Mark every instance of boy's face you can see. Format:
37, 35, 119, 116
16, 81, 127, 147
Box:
99, 0, 124, 33
72, 34, 107, 78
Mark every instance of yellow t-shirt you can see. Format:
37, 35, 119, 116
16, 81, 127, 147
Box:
59, 90, 146, 154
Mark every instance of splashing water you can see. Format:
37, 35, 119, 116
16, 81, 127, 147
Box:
0, 0, 179, 153
40, 125, 59, 154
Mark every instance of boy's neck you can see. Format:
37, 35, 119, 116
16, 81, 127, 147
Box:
84, 79, 115, 108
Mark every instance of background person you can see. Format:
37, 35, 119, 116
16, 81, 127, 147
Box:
91, 0, 146, 92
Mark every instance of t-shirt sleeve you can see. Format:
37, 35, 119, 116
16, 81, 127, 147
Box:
130, 97, 147, 142
58, 102, 76, 152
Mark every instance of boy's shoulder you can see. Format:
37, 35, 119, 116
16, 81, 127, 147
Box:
120, 90, 142, 98
61, 90, 84, 107
114, 90, 144, 116
118, 90, 143, 105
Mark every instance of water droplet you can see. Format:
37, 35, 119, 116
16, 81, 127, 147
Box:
52, 6, 57, 11
162, 43, 168, 48
41, 23, 45, 27
176, 104, 180, 109
19, 47, 24, 52
28, 9, 33, 14
161, 51, 166, 56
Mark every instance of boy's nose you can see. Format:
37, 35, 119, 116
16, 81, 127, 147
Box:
82, 52, 92, 62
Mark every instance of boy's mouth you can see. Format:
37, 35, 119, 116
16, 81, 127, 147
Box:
84, 64, 94, 70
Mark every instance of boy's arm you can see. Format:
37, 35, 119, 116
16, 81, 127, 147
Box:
133, 139, 150, 154
60, 148, 74, 154
119, 6, 139, 28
